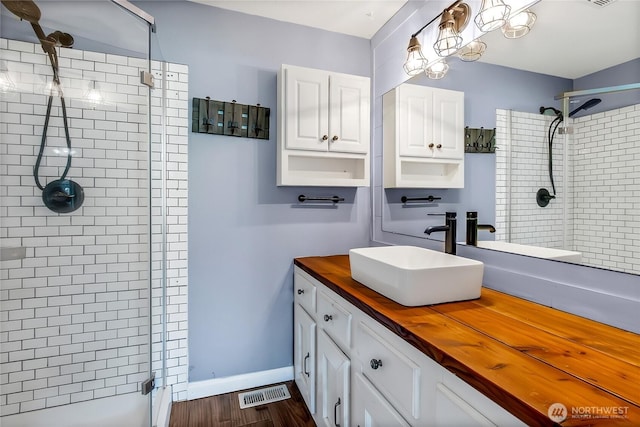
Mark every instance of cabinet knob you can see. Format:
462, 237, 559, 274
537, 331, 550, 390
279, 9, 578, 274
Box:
370, 358, 383, 370
332, 135, 339, 142
324, 314, 333, 322
428, 143, 434, 149
297, 289, 304, 295
436, 143, 442, 149
322, 135, 328, 141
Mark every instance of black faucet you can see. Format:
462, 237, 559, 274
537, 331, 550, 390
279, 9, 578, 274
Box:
424, 212, 457, 255
465, 211, 496, 246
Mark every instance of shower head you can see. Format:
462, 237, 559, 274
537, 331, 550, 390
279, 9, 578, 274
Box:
540, 106, 562, 116
569, 98, 601, 118
1, 0, 41, 23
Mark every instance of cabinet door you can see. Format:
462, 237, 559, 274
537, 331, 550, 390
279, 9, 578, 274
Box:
435, 383, 496, 426
432, 88, 464, 159
284, 66, 329, 151
317, 330, 350, 427
352, 372, 411, 427
294, 304, 316, 414
398, 84, 434, 158
356, 320, 422, 421
329, 74, 370, 154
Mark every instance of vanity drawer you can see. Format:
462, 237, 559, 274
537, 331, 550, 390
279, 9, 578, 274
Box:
317, 290, 352, 352
294, 270, 317, 315
355, 320, 422, 421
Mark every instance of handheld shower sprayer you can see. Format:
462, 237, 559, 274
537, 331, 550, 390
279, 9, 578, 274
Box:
1, 0, 83, 213
539, 106, 562, 117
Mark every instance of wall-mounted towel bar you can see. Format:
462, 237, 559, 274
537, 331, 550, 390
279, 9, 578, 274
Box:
401, 195, 442, 203
298, 195, 344, 204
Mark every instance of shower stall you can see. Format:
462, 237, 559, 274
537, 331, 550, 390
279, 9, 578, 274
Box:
0, 1, 189, 426
495, 83, 640, 275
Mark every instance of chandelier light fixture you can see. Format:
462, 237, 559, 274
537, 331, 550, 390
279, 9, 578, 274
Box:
402, 0, 538, 79
501, 9, 536, 38
433, 2, 470, 57
426, 59, 450, 79
403, 36, 429, 76
456, 39, 487, 62
474, 0, 511, 32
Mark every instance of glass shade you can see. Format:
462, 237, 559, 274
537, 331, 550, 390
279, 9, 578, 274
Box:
403, 36, 428, 76
456, 39, 487, 62
474, 0, 511, 32
433, 23, 463, 57
502, 10, 536, 38
425, 59, 449, 79
84, 81, 104, 107
0, 61, 15, 93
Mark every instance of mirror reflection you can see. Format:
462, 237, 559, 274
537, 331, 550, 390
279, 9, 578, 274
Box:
381, 0, 640, 275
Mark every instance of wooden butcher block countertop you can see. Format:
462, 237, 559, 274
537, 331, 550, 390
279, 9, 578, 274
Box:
294, 255, 640, 426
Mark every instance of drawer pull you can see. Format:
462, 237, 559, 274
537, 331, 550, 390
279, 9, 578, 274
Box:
297, 289, 304, 295
334, 397, 341, 427
332, 135, 339, 142
436, 143, 442, 149
303, 352, 310, 377
428, 143, 434, 148
370, 358, 383, 370
324, 314, 333, 322
322, 135, 329, 141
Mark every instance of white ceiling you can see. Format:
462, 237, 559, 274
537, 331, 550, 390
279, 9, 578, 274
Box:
189, 0, 408, 39
191, 0, 640, 79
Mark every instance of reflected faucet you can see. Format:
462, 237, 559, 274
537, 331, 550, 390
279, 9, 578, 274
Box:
425, 212, 456, 255
465, 211, 496, 246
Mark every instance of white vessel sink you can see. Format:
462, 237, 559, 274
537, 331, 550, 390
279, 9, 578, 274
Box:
474, 241, 582, 263
349, 246, 484, 307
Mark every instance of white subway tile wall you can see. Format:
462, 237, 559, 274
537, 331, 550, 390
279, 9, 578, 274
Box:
572, 105, 640, 273
496, 106, 639, 274
496, 110, 572, 249
0, 38, 189, 415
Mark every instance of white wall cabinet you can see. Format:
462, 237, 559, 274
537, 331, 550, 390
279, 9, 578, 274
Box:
384, 83, 464, 188
293, 266, 526, 427
277, 64, 370, 186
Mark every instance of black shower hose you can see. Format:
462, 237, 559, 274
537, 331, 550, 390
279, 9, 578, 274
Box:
547, 114, 563, 197
33, 75, 73, 190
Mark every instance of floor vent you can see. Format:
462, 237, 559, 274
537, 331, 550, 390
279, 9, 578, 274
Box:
238, 384, 291, 409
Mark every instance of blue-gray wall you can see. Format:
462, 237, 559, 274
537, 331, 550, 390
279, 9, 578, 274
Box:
140, 2, 371, 381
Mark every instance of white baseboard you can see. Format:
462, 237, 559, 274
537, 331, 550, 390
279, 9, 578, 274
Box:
187, 366, 294, 400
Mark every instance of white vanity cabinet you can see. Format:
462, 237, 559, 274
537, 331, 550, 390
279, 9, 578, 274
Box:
293, 271, 317, 413
277, 64, 370, 187
383, 83, 464, 188
293, 266, 524, 426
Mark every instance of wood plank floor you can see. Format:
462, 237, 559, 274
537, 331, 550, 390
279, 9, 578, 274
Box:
169, 381, 315, 427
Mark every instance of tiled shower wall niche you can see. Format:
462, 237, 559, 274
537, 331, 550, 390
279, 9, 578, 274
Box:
0, 38, 189, 415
